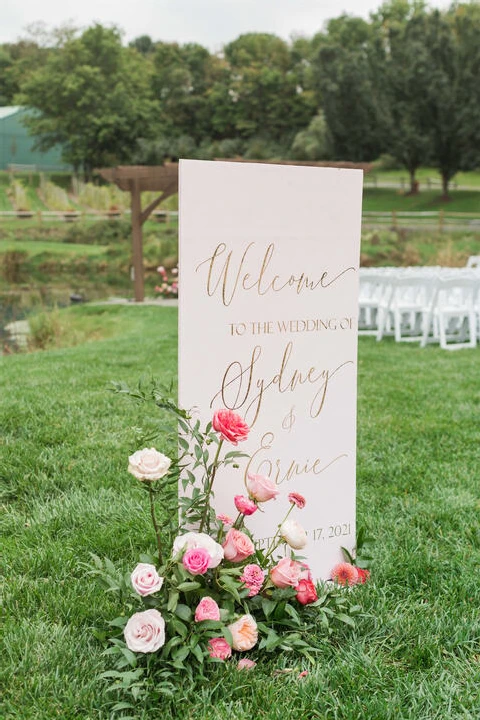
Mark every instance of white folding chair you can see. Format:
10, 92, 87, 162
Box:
422, 276, 478, 350
466, 256, 480, 269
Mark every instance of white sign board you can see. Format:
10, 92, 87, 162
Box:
179, 159, 362, 580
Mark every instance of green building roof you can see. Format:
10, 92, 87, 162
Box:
0, 106, 71, 171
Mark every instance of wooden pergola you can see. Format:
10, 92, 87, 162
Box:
95, 164, 178, 302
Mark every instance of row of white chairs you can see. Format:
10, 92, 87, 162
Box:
359, 266, 480, 350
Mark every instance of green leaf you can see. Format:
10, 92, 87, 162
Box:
336, 613, 356, 628
175, 604, 192, 622
191, 643, 204, 663
167, 590, 179, 613
261, 598, 277, 619
176, 581, 202, 592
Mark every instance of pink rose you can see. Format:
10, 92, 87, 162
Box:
288, 492, 306, 509
128, 448, 171, 481
212, 409, 249, 445
246, 473, 279, 502
172, 532, 224, 568
130, 563, 164, 596
295, 578, 318, 605
195, 597, 221, 622
223, 528, 255, 563
298, 562, 313, 582
330, 562, 359, 586
228, 614, 258, 651
270, 557, 302, 588
182, 547, 211, 575
234, 495, 257, 516
124, 609, 165, 653
237, 658, 256, 670
208, 637, 232, 660
240, 564, 265, 597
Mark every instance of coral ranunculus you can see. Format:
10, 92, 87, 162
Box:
246, 473, 279, 502
288, 492, 306, 509
228, 614, 258, 651
212, 409, 249, 445
356, 568, 370, 584
223, 528, 255, 562
295, 578, 318, 605
331, 562, 359, 586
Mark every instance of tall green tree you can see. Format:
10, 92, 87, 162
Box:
20, 25, 159, 177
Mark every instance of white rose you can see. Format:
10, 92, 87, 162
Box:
128, 448, 171, 481
124, 609, 166, 653
280, 519, 307, 550
130, 563, 164, 596
172, 531, 224, 568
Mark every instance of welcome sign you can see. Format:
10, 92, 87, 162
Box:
179, 160, 363, 580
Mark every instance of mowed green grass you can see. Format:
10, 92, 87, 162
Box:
2, 306, 480, 719
363, 188, 480, 213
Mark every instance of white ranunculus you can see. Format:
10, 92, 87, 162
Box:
124, 609, 165, 653
280, 519, 308, 550
128, 448, 171, 481
130, 563, 164, 596
172, 531, 224, 568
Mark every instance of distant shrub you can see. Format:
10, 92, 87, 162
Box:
373, 154, 403, 171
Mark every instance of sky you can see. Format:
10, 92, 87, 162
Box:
2, 0, 453, 49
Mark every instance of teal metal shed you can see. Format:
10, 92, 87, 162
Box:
0, 106, 71, 170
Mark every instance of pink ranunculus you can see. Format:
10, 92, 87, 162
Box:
124, 609, 165, 653
222, 528, 255, 563
330, 562, 359, 586
212, 409, 249, 445
237, 658, 256, 670
280, 518, 307, 550
127, 448, 171, 481
295, 578, 318, 605
234, 495, 258, 516
228, 614, 258, 651
195, 596, 221, 622
270, 557, 302, 588
240, 563, 265, 597
208, 637, 232, 660
130, 563, 164, 597
217, 513, 234, 527
182, 547, 211, 575
246, 473, 279, 502
288, 492, 306, 509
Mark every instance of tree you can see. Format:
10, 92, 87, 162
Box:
20, 25, 159, 178
290, 111, 333, 160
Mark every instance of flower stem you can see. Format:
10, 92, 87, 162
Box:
199, 438, 224, 533
149, 484, 163, 566
264, 503, 295, 560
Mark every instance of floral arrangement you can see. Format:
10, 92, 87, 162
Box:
154, 265, 178, 298
90, 386, 372, 705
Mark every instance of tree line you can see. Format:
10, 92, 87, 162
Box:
1, 0, 479, 196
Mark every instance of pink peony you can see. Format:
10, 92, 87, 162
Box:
240, 564, 265, 597
217, 513, 234, 526
124, 609, 165, 653
288, 492, 306, 509
331, 562, 359, 586
182, 547, 211, 575
130, 563, 164, 596
195, 596, 221, 622
212, 409, 249, 445
223, 528, 255, 563
208, 637, 232, 660
127, 448, 171, 481
295, 578, 318, 605
234, 495, 257, 516
228, 614, 258, 651
237, 658, 256, 670
270, 557, 302, 588
246, 473, 279, 502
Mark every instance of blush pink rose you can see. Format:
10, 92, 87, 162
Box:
223, 528, 255, 562
208, 637, 232, 660
228, 614, 258, 651
270, 557, 302, 588
212, 409, 249, 445
127, 448, 171, 481
195, 596, 221, 622
124, 609, 165, 653
234, 495, 257, 516
240, 564, 265, 597
246, 473, 279, 502
130, 563, 164, 596
331, 562, 359, 586
295, 578, 318, 605
182, 547, 211, 575
237, 658, 256, 670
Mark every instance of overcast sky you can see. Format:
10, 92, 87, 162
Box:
2, 0, 453, 50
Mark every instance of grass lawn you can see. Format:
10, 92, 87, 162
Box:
2, 305, 479, 719
369, 167, 480, 189
362, 188, 480, 213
